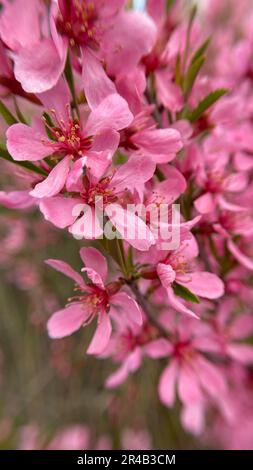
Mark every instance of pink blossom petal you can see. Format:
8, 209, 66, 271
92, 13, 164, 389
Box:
105, 363, 130, 389
229, 314, 253, 340
224, 172, 248, 192
156, 69, 183, 112
13, 38, 67, 93
196, 356, 227, 398
37, 78, 71, 123
69, 206, 104, 239
228, 239, 253, 270
82, 48, 116, 110
87, 150, 114, 183
110, 292, 143, 325
158, 360, 178, 408
40, 196, 81, 228
106, 348, 142, 389
0, 190, 36, 209
102, 11, 156, 76
157, 263, 176, 288
105, 203, 155, 251
180, 272, 224, 299
0, 0, 41, 50
166, 286, 199, 319
47, 303, 87, 339
45, 259, 85, 288
194, 192, 215, 214
144, 339, 172, 358
66, 157, 86, 193
87, 311, 112, 355
217, 196, 248, 212
131, 128, 182, 162
7, 124, 52, 161
81, 267, 105, 289
92, 128, 120, 153
227, 344, 253, 364
85, 94, 133, 135
108, 155, 155, 194
178, 365, 203, 405
153, 167, 186, 202
30, 156, 71, 198
181, 403, 205, 436
80, 247, 108, 283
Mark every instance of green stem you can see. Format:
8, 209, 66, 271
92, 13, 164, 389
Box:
64, 51, 80, 120
0, 146, 47, 176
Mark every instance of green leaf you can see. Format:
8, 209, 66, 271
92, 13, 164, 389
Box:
0, 100, 18, 125
64, 51, 79, 119
166, 0, 176, 12
113, 151, 128, 166
188, 88, 228, 122
13, 97, 27, 124
183, 55, 205, 97
175, 54, 182, 87
190, 37, 211, 65
0, 146, 47, 176
173, 282, 200, 304
43, 112, 56, 141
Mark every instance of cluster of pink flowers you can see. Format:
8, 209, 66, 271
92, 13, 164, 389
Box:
1, 0, 253, 448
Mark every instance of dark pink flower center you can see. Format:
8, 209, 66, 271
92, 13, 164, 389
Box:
173, 340, 194, 361
205, 170, 224, 193
43, 112, 93, 157
81, 176, 118, 206
165, 253, 191, 276
56, 0, 101, 48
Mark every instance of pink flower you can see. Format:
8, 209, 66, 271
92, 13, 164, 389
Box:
6, 78, 133, 199
205, 299, 253, 364
214, 210, 253, 270
194, 144, 248, 215
0, 1, 156, 96
46, 247, 142, 355
39, 154, 156, 250
0, 0, 68, 93
157, 314, 228, 434
104, 315, 163, 389
156, 239, 224, 317
119, 103, 183, 164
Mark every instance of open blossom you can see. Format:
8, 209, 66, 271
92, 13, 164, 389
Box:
157, 313, 228, 435
39, 154, 156, 250
118, 101, 183, 163
0, 0, 156, 96
153, 238, 224, 317
202, 299, 253, 364
194, 144, 248, 215
6, 78, 133, 199
47, 247, 142, 355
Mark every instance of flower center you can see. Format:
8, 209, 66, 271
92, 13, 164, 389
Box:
166, 253, 190, 275
173, 340, 194, 361
205, 170, 224, 193
81, 176, 118, 206
56, 0, 100, 48
43, 111, 93, 157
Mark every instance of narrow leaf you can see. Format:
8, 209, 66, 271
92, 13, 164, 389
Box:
183, 55, 205, 97
0, 100, 18, 125
173, 282, 200, 304
191, 37, 211, 65
13, 97, 27, 124
0, 146, 47, 176
188, 88, 228, 122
